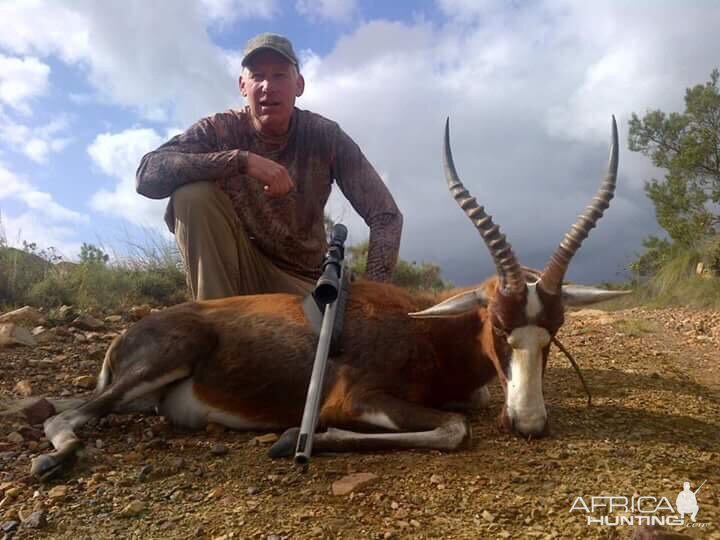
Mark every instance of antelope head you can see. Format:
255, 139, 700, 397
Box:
411, 117, 626, 437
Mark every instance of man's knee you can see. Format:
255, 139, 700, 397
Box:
172, 181, 227, 215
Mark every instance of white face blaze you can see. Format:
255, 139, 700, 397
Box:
505, 283, 551, 435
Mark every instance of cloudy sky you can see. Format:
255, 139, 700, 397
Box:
0, 0, 717, 286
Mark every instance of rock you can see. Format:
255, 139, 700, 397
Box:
0, 323, 37, 348
247, 486, 260, 496
3, 488, 21, 500
1, 520, 19, 534
205, 423, 226, 435
118, 500, 146, 517
73, 375, 97, 390
104, 315, 123, 324
252, 433, 279, 445
18, 427, 42, 441
21, 398, 56, 425
331, 473, 379, 496
210, 443, 228, 456
429, 474, 443, 484
21, 510, 46, 529
6, 433, 23, 445
630, 525, 692, 539
53, 326, 72, 338
56, 305, 77, 322
47, 485, 68, 500
138, 464, 153, 482
481, 510, 495, 522
71, 314, 105, 331
206, 488, 222, 500
129, 305, 152, 321
31, 327, 54, 344
0, 306, 42, 325
13, 380, 32, 397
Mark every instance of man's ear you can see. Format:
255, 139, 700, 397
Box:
296, 73, 305, 97
239, 75, 248, 97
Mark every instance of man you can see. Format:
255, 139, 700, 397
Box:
136, 33, 403, 300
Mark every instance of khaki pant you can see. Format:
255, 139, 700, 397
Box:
166, 181, 315, 301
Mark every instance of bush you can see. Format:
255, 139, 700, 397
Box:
0, 236, 189, 312
347, 241, 452, 292
635, 245, 720, 309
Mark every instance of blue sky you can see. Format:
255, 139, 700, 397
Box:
1, 0, 718, 286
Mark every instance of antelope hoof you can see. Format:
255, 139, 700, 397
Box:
268, 427, 300, 459
30, 454, 66, 482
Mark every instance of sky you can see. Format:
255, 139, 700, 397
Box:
0, 0, 718, 287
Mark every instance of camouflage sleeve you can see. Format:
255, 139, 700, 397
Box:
135, 117, 249, 199
332, 126, 403, 282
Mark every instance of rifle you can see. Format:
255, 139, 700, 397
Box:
294, 224, 348, 469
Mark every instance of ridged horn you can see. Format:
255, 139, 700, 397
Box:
444, 118, 525, 294
540, 116, 619, 294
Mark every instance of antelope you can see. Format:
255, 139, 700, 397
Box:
27, 118, 626, 480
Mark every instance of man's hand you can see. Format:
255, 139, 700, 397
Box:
246, 152, 295, 197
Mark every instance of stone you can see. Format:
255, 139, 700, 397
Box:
71, 314, 105, 331
47, 485, 68, 500
73, 375, 97, 390
0, 323, 37, 348
481, 510, 495, 523
331, 473, 379, 496
205, 422, 226, 435
252, 433, 279, 445
31, 327, 55, 344
18, 427, 43, 441
1, 520, 19, 534
56, 305, 77, 322
0, 306, 42, 325
21, 398, 55, 425
6, 433, 23, 445
210, 443, 228, 456
104, 315, 123, 324
3, 488, 21, 500
14, 380, 33, 397
129, 305, 152, 321
22, 510, 46, 529
118, 500, 146, 517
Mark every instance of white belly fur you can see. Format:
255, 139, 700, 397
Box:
158, 378, 280, 431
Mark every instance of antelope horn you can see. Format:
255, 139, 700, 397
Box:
540, 116, 619, 294
444, 118, 525, 294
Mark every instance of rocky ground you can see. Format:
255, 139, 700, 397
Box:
0, 304, 718, 539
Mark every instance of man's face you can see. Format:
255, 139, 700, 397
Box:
240, 50, 304, 136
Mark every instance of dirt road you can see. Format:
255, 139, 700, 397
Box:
1, 306, 718, 539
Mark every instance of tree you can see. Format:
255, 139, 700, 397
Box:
79, 243, 109, 265
628, 69, 720, 274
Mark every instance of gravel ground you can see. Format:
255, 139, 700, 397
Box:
0, 306, 718, 539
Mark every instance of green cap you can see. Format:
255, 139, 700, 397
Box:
241, 33, 299, 67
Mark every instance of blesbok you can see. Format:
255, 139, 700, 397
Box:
27, 118, 626, 480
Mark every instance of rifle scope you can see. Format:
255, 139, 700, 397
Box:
314, 224, 348, 305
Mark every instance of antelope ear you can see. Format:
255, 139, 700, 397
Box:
561, 284, 631, 306
409, 289, 489, 318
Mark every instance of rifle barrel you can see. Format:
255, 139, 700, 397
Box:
294, 269, 342, 466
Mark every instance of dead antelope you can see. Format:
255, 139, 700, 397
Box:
28, 118, 626, 480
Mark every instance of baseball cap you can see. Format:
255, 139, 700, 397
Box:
241, 33, 299, 67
